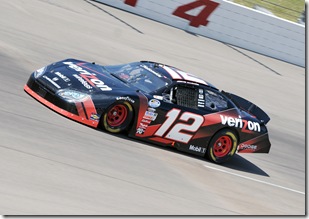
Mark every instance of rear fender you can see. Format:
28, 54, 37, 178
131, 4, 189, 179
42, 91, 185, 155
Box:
223, 91, 270, 125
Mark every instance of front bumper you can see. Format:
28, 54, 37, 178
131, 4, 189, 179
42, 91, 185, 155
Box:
24, 75, 99, 128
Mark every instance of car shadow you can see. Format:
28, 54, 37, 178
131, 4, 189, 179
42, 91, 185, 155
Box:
97, 129, 269, 177
219, 154, 269, 177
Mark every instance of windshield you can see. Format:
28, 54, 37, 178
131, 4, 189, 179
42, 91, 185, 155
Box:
104, 62, 171, 93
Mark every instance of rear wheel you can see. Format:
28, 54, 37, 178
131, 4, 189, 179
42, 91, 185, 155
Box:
102, 101, 133, 133
206, 129, 238, 164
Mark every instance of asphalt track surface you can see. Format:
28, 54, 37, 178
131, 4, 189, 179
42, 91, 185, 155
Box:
0, 0, 305, 215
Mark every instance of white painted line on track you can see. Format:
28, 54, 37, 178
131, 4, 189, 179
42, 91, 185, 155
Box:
204, 165, 305, 195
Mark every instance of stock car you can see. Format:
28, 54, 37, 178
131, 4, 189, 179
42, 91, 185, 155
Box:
24, 59, 271, 163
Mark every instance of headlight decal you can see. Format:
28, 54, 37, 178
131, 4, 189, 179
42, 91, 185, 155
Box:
57, 89, 88, 102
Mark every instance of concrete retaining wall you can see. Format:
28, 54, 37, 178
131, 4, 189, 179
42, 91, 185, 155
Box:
95, 0, 305, 67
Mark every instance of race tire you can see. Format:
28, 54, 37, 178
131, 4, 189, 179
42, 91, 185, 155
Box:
102, 101, 133, 133
206, 129, 238, 164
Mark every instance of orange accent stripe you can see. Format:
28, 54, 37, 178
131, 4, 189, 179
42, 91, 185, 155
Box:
24, 85, 99, 128
75, 102, 87, 119
136, 92, 148, 130
148, 137, 173, 145
82, 97, 97, 119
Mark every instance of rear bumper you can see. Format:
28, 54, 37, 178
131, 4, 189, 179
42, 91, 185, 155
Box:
237, 133, 271, 153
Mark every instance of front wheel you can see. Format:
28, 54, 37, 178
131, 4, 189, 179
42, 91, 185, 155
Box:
102, 101, 133, 133
206, 129, 238, 164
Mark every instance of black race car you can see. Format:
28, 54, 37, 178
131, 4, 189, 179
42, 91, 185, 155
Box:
24, 59, 271, 163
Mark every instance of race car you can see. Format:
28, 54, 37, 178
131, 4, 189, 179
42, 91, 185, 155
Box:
24, 59, 271, 163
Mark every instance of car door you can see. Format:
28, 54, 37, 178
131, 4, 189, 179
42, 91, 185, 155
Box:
132, 84, 210, 155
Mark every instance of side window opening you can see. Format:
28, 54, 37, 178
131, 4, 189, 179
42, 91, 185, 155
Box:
175, 85, 198, 109
162, 84, 198, 109
162, 84, 228, 111
204, 89, 228, 111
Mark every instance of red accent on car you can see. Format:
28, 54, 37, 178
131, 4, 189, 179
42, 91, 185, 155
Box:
237, 133, 269, 153
75, 102, 87, 119
83, 96, 98, 119
148, 137, 174, 145
135, 92, 148, 130
141, 124, 161, 137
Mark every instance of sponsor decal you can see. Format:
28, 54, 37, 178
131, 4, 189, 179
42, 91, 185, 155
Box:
139, 123, 148, 129
147, 107, 156, 112
63, 62, 112, 91
220, 115, 261, 132
136, 127, 145, 134
198, 89, 204, 108
116, 96, 135, 103
90, 113, 100, 121
137, 108, 156, 134
198, 100, 205, 108
189, 145, 206, 153
148, 99, 161, 108
55, 71, 70, 82
137, 108, 157, 134
143, 110, 158, 121
43, 75, 61, 89
73, 74, 92, 90
136, 122, 149, 135
141, 119, 151, 124
52, 77, 59, 82
239, 144, 257, 151
153, 95, 163, 100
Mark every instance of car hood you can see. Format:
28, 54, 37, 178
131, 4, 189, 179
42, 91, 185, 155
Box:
37, 59, 131, 94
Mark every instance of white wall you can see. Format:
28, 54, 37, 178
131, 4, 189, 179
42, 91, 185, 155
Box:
95, 0, 305, 67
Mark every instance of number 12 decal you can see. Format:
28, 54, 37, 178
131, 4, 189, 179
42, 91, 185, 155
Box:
155, 109, 204, 143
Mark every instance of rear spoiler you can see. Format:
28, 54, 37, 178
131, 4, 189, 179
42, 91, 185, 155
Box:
223, 91, 270, 125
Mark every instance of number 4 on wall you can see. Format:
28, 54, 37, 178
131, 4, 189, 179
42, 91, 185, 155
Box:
124, 0, 137, 7
173, 0, 220, 27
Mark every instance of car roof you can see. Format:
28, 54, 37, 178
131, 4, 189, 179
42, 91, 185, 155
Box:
140, 61, 218, 90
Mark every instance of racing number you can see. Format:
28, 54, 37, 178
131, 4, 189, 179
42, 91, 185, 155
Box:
173, 0, 219, 27
176, 69, 207, 85
163, 66, 207, 85
155, 109, 204, 143
124, 0, 137, 6
123, 0, 219, 26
